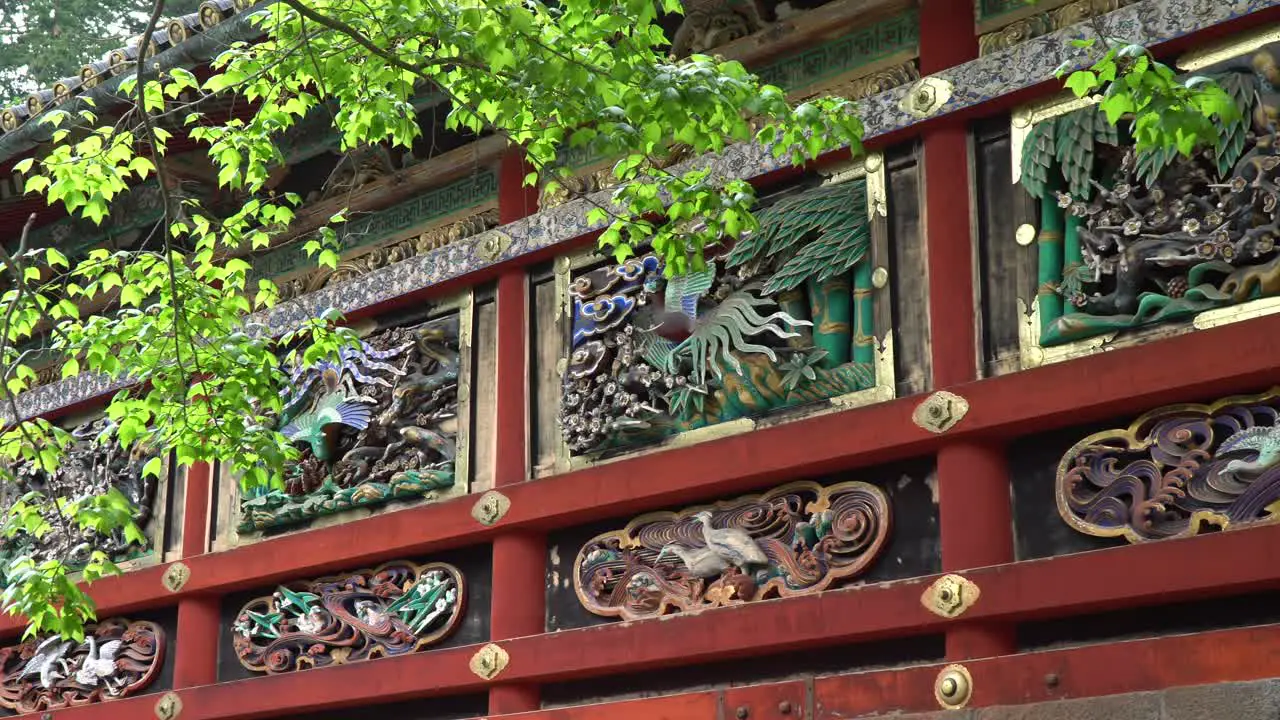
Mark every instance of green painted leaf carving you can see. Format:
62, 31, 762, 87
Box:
726, 182, 870, 293
1212, 71, 1258, 178
1021, 121, 1056, 200
674, 287, 808, 385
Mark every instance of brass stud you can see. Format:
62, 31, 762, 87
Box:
934, 664, 973, 710
871, 266, 890, 289
471, 490, 511, 526
1016, 223, 1037, 246
162, 562, 190, 593
921, 574, 980, 618
155, 692, 183, 719
469, 643, 510, 680
912, 391, 969, 434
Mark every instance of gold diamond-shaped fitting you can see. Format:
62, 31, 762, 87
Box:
155, 692, 184, 719
161, 562, 190, 593
470, 643, 510, 680
471, 490, 511, 526
921, 574, 980, 619
935, 664, 973, 710
912, 391, 969, 434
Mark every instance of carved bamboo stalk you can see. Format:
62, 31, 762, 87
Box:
1037, 185, 1066, 336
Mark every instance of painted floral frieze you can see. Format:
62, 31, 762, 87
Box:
233, 561, 465, 674
574, 480, 891, 620
0, 618, 164, 713
239, 315, 462, 533
1017, 41, 1280, 349
561, 177, 887, 458
1058, 389, 1280, 542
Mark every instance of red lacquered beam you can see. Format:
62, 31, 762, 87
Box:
25, 618, 1280, 720
1, 311, 1279, 636
36, 525, 1280, 718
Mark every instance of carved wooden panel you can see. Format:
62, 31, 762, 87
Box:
1005, 28, 1280, 372
214, 295, 473, 548
0, 413, 170, 572
540, 160, 899, 470
1056, 388, 1280, 543
232, 561, 465, 675
573, 480, 891, 621
0, 618, 164, 713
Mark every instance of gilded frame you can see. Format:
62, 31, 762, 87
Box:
544, 153, 897, 475
213, 290, 474, 551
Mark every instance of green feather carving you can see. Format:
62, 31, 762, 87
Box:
673, 287, 809, 385
725, 182, 871, 294
1021, 121, 1056, 200
1213, 71, 1258, 178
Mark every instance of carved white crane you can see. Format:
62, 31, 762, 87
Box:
692, 510, 769, 571
74, 635, 123, 691
657, 543, 728, 578
19, 637, 73, 689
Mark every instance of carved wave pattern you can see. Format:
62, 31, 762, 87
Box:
0, 618, 164, 713
1057, 389, 1280, 542
233, 561, 465, 674
574, 480, 891, 621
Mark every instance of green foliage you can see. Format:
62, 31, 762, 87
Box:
0, 0, 867, 642
0, 0, 201, 99
1060, 40, 1239, 159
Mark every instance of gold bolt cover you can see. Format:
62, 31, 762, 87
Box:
1016, 223, 1037, 246
922, 574, 981, 618
912, 391, 969, 434
871, 266, 890, 289
935, 664, 973, 709
155, 692, 183, 719
470, 643, 510, 680
472, 490, 511, 526
162, 562, 190, 593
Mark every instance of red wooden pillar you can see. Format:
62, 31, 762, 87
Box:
489, 149, 545, 714
173, 460, 220, 688
919, 0, 1016, 661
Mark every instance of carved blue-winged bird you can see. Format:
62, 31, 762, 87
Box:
280, 391, 373, 460
1218, 425, 1280, 478
723, 182, 870, 294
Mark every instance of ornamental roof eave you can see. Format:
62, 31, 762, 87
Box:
0, 0, 268, 165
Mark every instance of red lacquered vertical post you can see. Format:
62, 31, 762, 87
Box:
919, 0, 1016, 661
490, 149, 546, 714
173, 460, 220, 688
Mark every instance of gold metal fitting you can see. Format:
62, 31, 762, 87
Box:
871, 266, 890, 289
912, 391, 969, 434
470, 643, 510, 680
475, 231, 512, 262
922, 574, 980, 618
934, 664, 973, 710
900, 77, 953, 118
155, 692, 184, 719
472, 490, 511, 526
161, 562, 190, 593
1015, 223, 1037, 246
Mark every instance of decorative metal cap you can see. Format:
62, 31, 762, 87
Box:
162, 562, 190, 593
470, 643, 510, 680
475, 231, 512, 262
1016, 223, 1037, 246
935, 664, 973, 709
912, 391, 968, 434
922, 574, 980, 618
155, 692, 183, 719
472, 490, 511, 526
900, 77, 953, 118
